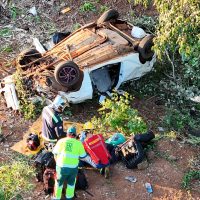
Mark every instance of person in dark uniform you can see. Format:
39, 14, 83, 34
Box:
42, 95, 69, 143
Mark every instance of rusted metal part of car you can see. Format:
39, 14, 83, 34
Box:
17, 29, 107, 75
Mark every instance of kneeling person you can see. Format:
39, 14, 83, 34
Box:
80, 122, 111, 178
42, 95, 69, 143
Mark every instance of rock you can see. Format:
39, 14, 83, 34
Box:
158, 127, 165, 132
168, 155, 178, 161
137, 160, 149, 170
29, 6, 37, 16
147, 150, 155, 160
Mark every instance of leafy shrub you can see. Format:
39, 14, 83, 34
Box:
0, 155, 35, 200
91, 93, 147, 136
163, 108, 200, 132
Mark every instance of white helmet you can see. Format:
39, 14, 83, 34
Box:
52, 95, 69, 112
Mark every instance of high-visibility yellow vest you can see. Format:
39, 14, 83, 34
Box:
53, 137, 86, 168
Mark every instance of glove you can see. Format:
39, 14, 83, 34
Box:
80, 131, 86, 142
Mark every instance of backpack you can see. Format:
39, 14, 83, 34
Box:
75, 170, 88, 190
43, 168, 56, 195
26, 133, 40, 151
116, 131, 155, 169
116, 139, 145, 169
34, 149, 56, 182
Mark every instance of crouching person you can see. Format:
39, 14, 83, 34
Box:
52, 126, 87, 200
42, 95, 69, 144
80, 122, 111, 178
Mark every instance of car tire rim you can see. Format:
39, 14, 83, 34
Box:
58, 66, 78, 84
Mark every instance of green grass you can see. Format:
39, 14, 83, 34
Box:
72, 23, 81, 32
0, 154, 35, 200
10, 6, 22, 20
182, 170, 200, 189
185, 135, 200, 146
80, 1, 96, 12
100, 5, 109, 13
0, 28, 12, 38
0, 45, 13, 53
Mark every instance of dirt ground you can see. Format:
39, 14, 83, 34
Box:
0, 1, 199, 200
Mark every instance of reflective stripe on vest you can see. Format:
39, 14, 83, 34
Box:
58, 153, 79, 159
45, 107, 59, 123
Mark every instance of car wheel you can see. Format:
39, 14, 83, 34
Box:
54, 61, 83, 88
17, 49, 42, 70
97, 9, 119, 25
138, 34, 154, 61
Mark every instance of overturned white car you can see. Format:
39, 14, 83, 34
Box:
15, 9, 156, 104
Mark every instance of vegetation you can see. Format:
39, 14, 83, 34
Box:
127, 0, 152, 7
128, 0, 200, 136
0, 45, 13, 53
0, 154, 35, 200
99, 5, 109, 13
182, 170, 200, 189
71, 23, 81, 31
92, 92, 147, 136
130, 14, 158, 33
80, 1, 96, 12
163, 108, 198, 132
0, 28, 12, 38
14, 70, 45, 120
154, 0, 200, 103
10, 6, 22, 20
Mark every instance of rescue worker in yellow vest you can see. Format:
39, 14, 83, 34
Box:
52, 126, 87, 200
42, 95, 69, 143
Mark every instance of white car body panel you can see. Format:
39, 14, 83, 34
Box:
59, 70, 93, 103
0, 76, 20, 110
59, 53, 156, 103
115, 53, 156, 89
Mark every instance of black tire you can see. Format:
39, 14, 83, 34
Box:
18, 49, 42, 69
97, 9, 119, 25
54, 61, 82, 87
138, 35, 154, 61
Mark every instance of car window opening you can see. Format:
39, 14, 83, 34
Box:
90, 63, 120, 95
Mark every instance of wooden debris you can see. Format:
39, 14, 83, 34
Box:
61, 7, 71, 14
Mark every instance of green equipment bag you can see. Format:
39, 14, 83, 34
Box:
106, 133, 126, 147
